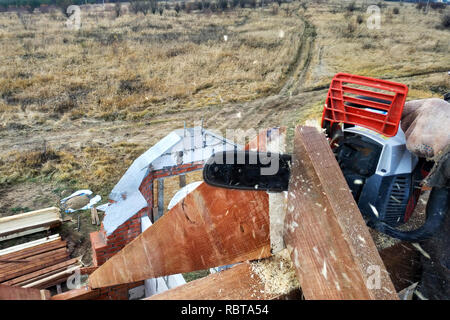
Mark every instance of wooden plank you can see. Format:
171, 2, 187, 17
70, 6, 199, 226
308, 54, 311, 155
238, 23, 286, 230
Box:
0, 226, 52, 242
0, 207, 61, 241
147, 262, 277, 300
0, 249, 68, 282
156, 178, 164, 221
0, 284, 50, 300
80, 266, 98, 275
379, 242, 421, 292
284, 126, 398, 300
0, 240, 66, 263
0, 246, 68, 273
22, 265, 81, 288
94, 208, 100, 225
91, 208, 96, 225
51, 286, 101, 300
0, 234, 60, 256
0, 259, 30, 263
89, 182, 270, 289
3, 257, 82, 287
0, 207, 59, 224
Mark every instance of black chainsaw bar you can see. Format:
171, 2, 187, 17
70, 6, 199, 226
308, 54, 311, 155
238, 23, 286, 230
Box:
203, 150, 291, 192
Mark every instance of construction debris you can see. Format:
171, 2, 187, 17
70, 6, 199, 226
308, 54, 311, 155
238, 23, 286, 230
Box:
0, 207, 61, 242
60, 190, 101, 213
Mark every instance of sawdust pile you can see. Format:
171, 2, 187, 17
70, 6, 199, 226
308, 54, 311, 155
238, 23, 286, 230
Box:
250, 248, 300, 296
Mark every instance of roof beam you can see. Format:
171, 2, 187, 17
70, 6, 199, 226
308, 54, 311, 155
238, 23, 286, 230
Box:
283, 126, 398, 300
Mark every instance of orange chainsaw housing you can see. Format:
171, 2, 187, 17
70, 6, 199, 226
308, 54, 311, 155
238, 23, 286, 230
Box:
321, 73, 409, 137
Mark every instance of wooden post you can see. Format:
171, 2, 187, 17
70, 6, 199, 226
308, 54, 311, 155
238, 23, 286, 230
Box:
284, 126, 398, 300
155, 178, 164, 221
179, 174, 186, 188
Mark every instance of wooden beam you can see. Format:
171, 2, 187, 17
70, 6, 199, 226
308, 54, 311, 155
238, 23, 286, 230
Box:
0, 248, 68, 282
89, 182, 270, 289
147, 249, 300, 300
284, 126, 398, 300
147, 262, 276, 300
0, 284, 50, 300
156, 178, 164, 221
179, 174, 186, 188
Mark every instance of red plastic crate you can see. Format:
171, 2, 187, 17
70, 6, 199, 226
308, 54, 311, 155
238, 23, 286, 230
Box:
321, 73, 408, 137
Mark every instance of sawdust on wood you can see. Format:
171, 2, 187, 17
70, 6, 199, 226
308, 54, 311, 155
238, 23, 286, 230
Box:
250, 248, 299, 296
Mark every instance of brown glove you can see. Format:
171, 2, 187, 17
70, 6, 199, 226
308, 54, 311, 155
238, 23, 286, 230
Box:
401, 98, 450, 187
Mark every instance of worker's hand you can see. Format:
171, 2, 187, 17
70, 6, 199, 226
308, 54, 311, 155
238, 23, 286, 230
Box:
401, 98, 450, 187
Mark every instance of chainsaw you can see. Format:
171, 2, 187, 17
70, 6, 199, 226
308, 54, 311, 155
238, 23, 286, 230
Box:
203, 73, 449, 242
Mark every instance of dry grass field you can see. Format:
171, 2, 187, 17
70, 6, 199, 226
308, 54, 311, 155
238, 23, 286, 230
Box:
0, 0, 449, 261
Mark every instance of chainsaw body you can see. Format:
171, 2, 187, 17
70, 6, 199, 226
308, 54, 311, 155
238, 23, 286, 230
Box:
336, 125, 421, 227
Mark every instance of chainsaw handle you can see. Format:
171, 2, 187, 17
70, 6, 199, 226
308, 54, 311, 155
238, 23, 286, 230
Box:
370, 187, 449, 242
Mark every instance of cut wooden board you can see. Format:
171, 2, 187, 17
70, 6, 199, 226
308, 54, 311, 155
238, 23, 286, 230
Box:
0, 207, 61, 242
80, 266, 98, 275
89, 182, 270, 289
147, 262, 276, 300
50, 285, 101, 300
0, 284, 50, 300
284, 126, 398, 300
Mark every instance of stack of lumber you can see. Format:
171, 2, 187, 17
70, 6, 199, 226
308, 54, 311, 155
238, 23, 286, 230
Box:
0, 234, 82, 289
0, 207, 61, 242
